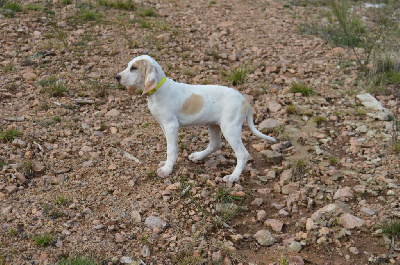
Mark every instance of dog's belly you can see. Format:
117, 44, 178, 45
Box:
178, 114, 219, 127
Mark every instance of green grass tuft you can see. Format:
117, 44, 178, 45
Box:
328, 157, 340, 166
52, 116, 61, 123
0, 129, 21, 142
4, 2, 23, 12
290, 81, 315, 96
34, 233, 53, 247
46, 82, 68, 97
97, 0, 135, 10
382, 220, 400, 239
138, 7, 157, 17
26, 4, 42, 11
314, 116, 327, 126
147, 169, 157, 178
79, 9, 102, 21
226, 65, 249, 86
394, 143, 400, 154
58, 255, 99, 265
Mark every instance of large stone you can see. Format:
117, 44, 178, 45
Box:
355, 93, 392, 120
334, 188, 354, 200
105, 109, 120, 117
12, 139, 27, 148
280, 169, 293, 185
339, 213, 365, 229
22, 72, 37, 80
266, 101, 282, 113
288, 241, 302, 253
271, 141, 292, 152
258, 118, 284, 133
281, 183, 299, 195
306, 218, 314, 231
260, 150, 283, 164
32, 162, 45, 172
257, 210, 267, 221
144, 216, 167, 229
217, 21, 234, 28
212, 250, 223, 262
264, 219, 283, 232
131, 211, 142, 223
115, 233, 126, 243
120, 257, 133, 264
254, 230, 275, 246
360, 207, 376, 216
289, 256, 304, 265
5, 185, 18, 193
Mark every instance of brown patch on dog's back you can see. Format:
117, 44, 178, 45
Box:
182, 94, 204, 115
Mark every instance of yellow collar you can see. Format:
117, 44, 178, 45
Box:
147, 77, 166, 95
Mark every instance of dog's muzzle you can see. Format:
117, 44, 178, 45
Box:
115, 74, 121, 82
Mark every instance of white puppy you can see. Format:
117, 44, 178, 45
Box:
116, 55, 276, 183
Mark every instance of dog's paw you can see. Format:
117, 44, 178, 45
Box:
223, 175, 240, 184
188, 152, 203, 162
158, 161, 166, 168
157, 166, 172, 178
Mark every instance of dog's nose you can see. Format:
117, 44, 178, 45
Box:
115, 74, 121, 82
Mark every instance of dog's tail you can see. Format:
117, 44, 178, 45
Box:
246, 110, 277, 142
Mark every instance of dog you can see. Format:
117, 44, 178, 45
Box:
116, 55, 276, 183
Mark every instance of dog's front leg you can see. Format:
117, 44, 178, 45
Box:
157, 122, 179, 177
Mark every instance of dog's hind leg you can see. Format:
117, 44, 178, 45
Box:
189, 125, 222, 162
220, 123, 249, 184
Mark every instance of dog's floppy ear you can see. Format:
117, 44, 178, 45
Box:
135, 59, 157, 95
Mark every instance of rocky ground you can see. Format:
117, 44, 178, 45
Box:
1, 0, 400, 264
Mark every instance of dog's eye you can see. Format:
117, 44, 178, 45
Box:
130, 66, 137, 71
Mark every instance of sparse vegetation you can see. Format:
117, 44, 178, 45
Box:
394, 143, 400, 154
26, 4, 43, 11
61, 0, 72, 5
34, 233, 53, 246
292, 159, 306, 180
280, 255, 288, 265
182, 69, 195, 77
287, 104, 297, 114
96, 0, 135, 10
0, 128, 21, 142
56, 195, 69, 205
328, 157, 340, 166
58, 255, 99, 265
382, 220, 400, 250
7, 228, 17, 236
138, 7, 157, 17
290, 81, 314, 96
226, 65, 249, 86
4, 2, 22, 12
24, 159, 34, 178
43, 203, 66, 219
147, 168, 157, 178
78, 9, 102, 21
1, 63, 14, 72
139, 19, 151, 28
314, 116, 327, 126
44, 81, 68, 97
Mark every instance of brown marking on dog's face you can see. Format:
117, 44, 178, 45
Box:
182, 94, 204, 115
240, 100, 250, 114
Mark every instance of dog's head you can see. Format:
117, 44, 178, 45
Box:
116, 55, 163, 95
